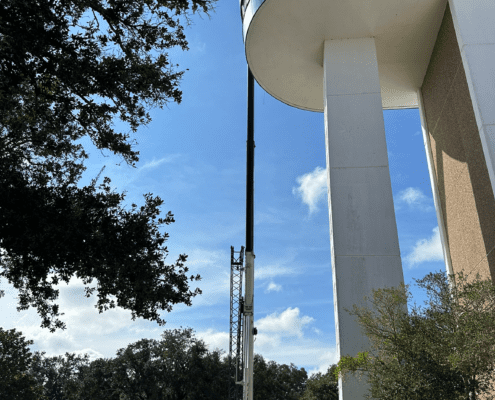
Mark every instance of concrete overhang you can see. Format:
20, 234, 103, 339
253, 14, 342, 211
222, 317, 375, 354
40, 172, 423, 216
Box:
241, 0, 448, 111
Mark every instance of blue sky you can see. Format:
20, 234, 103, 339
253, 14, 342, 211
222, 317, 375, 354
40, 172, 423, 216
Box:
0, 1, 446, 374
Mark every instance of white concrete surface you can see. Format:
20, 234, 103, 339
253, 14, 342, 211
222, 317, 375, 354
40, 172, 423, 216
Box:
449, 0, 495, 199
243, 0, 448, 110
325, 94, 389, 168
324, 38, 404, 400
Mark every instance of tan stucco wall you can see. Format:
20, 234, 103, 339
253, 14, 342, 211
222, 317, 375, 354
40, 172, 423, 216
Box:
421, 3, 495, 283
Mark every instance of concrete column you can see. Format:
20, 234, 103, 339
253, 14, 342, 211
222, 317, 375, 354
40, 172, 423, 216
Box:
448, 0, 495, 199
323, 38, 405, 400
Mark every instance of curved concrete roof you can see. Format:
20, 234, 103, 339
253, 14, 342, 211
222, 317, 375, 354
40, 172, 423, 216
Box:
242, 0, 448, 111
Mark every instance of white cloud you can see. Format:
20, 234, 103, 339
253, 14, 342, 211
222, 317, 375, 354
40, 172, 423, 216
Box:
185, 248, 230, 307
72, 348, 104, 362
307, 350, 339, 376
396, 187, 433, 211
17, 322, 77, 356
256, 307, 314, 338
196, 329, 229, 353
7, 275, 158, 359
186, 248, 225, 270
398, 187, 425, 205
399, 187, 426, 205
139, 155, 179, 171
80, 153, 182, 196
54, 277, 133, 336
255, 334, 338, 374
195, 328, 338, 375
406, 227, 445, 267
13, 275, 133, 339
255, 209, 285, 225
265, 282, 282, 293
198, 309, 337, 373
254, 328, 337, 374
255, 252, 299, 281
292, 167, 328, 214
1, 253, 330, 372
1, 246, 236, 360
255, 265, 296, 281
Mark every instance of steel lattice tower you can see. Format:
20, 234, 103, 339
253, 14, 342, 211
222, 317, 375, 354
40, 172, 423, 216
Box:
228, 246, 245, 400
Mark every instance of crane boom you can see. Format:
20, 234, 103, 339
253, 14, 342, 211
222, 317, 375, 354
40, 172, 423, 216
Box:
229, 66, 255, 400
243, 66, 255, 400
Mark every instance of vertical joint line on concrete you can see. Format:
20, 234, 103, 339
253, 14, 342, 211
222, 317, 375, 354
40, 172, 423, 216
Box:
417, 89, 455, 282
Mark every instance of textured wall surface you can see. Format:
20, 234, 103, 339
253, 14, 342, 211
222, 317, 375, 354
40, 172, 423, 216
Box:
421, 3, 495, 282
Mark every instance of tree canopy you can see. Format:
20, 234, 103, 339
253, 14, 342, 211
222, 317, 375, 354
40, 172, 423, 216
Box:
0, 0, 216, 331
253, 354, 308, 400
2, 327, 331, 400
300, 365, 338, 400
335, 271, 495, 400
65, 328, 228, 399
0, 327, 45, 399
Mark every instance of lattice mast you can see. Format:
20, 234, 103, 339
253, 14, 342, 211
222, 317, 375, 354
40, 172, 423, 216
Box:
228, 246, 245, 400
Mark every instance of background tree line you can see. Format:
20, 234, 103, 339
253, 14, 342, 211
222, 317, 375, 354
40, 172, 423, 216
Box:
0, 326, 338, 400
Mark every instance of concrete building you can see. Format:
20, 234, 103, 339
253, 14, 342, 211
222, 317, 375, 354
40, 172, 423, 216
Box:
240, 0, 495, 398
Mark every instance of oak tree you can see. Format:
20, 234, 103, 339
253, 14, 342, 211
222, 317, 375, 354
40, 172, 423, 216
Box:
0, 0, 216, 331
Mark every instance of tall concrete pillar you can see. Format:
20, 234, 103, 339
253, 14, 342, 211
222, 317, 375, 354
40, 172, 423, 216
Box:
449, 0, 495, 198
323, 38, 405, 399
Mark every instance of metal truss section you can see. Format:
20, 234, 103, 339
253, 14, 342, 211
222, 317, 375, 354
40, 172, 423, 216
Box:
228, 246, 245, 400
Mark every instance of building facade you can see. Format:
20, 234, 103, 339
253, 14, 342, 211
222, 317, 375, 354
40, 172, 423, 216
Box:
420, 2, 495, 284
